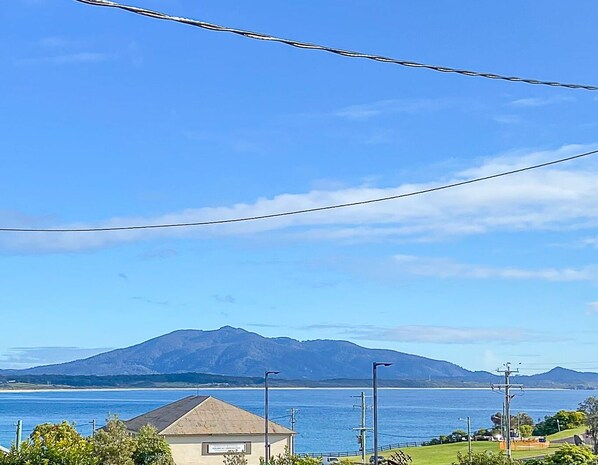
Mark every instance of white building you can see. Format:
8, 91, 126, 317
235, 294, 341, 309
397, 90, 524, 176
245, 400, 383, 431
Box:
124, 395, 295, 465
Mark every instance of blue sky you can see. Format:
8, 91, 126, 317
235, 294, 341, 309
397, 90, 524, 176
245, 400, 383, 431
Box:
1, 0, 597, 374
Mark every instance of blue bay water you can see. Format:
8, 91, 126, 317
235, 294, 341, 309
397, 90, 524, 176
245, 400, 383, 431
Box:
0, 388, 592, 453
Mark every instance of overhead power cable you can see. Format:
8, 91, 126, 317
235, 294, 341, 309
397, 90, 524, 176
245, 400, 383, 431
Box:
74, 0, 597, 91
1, 148, 596, 233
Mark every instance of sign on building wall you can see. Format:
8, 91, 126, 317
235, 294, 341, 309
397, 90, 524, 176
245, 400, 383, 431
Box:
203, 442, 252, 455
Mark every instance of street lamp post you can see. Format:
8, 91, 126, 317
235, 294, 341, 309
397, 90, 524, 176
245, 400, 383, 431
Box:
459, 416, 472, 465
265, 370, 280, 465
373, 362, 392, 465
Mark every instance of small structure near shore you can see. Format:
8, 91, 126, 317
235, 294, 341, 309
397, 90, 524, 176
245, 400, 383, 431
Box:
499, 438, 550, 451
124, 395, 294, 465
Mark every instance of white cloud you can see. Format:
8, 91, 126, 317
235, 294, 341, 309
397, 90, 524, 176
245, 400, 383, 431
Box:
339, 324, 537, 344
509, 96, 574, 108
1, 144, 598, 252
392, 255, 596, 282
581, 237, 598, 248
39, 37, 68, 48
0, 346, 111, 370
493, 114, 522, 124
22, 52, 111, 65
587, 302, 598, 316
333, 98, 453, 120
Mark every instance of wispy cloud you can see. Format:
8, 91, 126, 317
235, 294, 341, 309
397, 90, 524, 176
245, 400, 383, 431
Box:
581, 237, 598, 249
493, 114, 522, 125
0, 346, 111, 370
39, 36, 74, 48
2, 144, 597, 252
19, 35, 113, 65
333, 98, 454, 120
587, 302, 598, 316
342, 324, 539, 344
245, 323, 543, 344
509, 96, 574, 108
21, 52, 111, 65
392, 255, 596, 282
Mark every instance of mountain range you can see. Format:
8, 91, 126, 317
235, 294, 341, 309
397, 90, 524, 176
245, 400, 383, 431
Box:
1, 326, 597, 388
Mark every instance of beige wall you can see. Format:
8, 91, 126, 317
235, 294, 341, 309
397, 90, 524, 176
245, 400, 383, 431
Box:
167, 434, 292, 465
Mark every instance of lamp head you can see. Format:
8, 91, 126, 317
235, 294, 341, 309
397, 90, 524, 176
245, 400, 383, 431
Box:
374, 362, 392, 367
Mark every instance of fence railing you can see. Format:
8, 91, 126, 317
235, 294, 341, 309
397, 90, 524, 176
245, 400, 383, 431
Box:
301, 441, 425, 457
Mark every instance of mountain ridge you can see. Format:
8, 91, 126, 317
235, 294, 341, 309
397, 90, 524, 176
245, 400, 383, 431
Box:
1, 326, 470, 379
2, 327, 597, 388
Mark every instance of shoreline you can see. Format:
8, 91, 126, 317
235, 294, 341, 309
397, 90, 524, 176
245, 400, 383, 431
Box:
0, 386, 572, 393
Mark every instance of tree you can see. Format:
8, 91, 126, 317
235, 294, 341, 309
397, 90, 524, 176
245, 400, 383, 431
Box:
545, 443, 596, 465
491, 412, 504, 429
514, 413, 535, 427
579, 397, 598, 455
424, 430, 469, 446
491, 412, 534, 435
447, 430, 468, 443
132, 425, 174, 465
0, 421, 95, 465
473, 428, 494, 439
534, 411, 587, 437
92, 417, 135, 465
520, 425, 533, 438
453, 451, 522, 465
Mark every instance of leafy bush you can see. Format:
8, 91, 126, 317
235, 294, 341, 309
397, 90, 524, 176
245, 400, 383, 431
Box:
453, 451, 521, 465
264, 451, 321, 465
545, 443, 596, 465
519, 425, 533, 438
224, 453, 248, 465
424, 430, 468, 445
0, 421, 96, 465
133, 425, 174, 465
0, 418, 175, 465
533, 410, 586, 436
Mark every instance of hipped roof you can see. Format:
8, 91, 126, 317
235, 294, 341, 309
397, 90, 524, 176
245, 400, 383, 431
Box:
124, 395, 295, 436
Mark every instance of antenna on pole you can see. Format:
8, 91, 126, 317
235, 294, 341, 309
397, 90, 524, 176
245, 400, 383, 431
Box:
492, 362, 523, 458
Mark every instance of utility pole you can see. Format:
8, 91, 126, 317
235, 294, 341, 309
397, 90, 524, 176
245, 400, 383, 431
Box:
15, 420, 22, 451
352, 391, 371, 465
91, 419, 97, 437
459, 417, 472, 465
373, 362, 392, 465
264, 370, 279, 465
466, 416, 472, 465
289, 408, 297, 455
492, 362, 523, 458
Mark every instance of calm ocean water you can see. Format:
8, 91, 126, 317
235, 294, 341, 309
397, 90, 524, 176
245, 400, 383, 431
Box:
0, 388, 593, 453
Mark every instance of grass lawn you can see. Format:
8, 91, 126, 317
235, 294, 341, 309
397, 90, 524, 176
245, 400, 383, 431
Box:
545, 425, 586, 441
346, 428, 583, 465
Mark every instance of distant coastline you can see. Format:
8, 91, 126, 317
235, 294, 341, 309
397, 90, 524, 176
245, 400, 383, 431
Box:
0, 384, 583, 393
